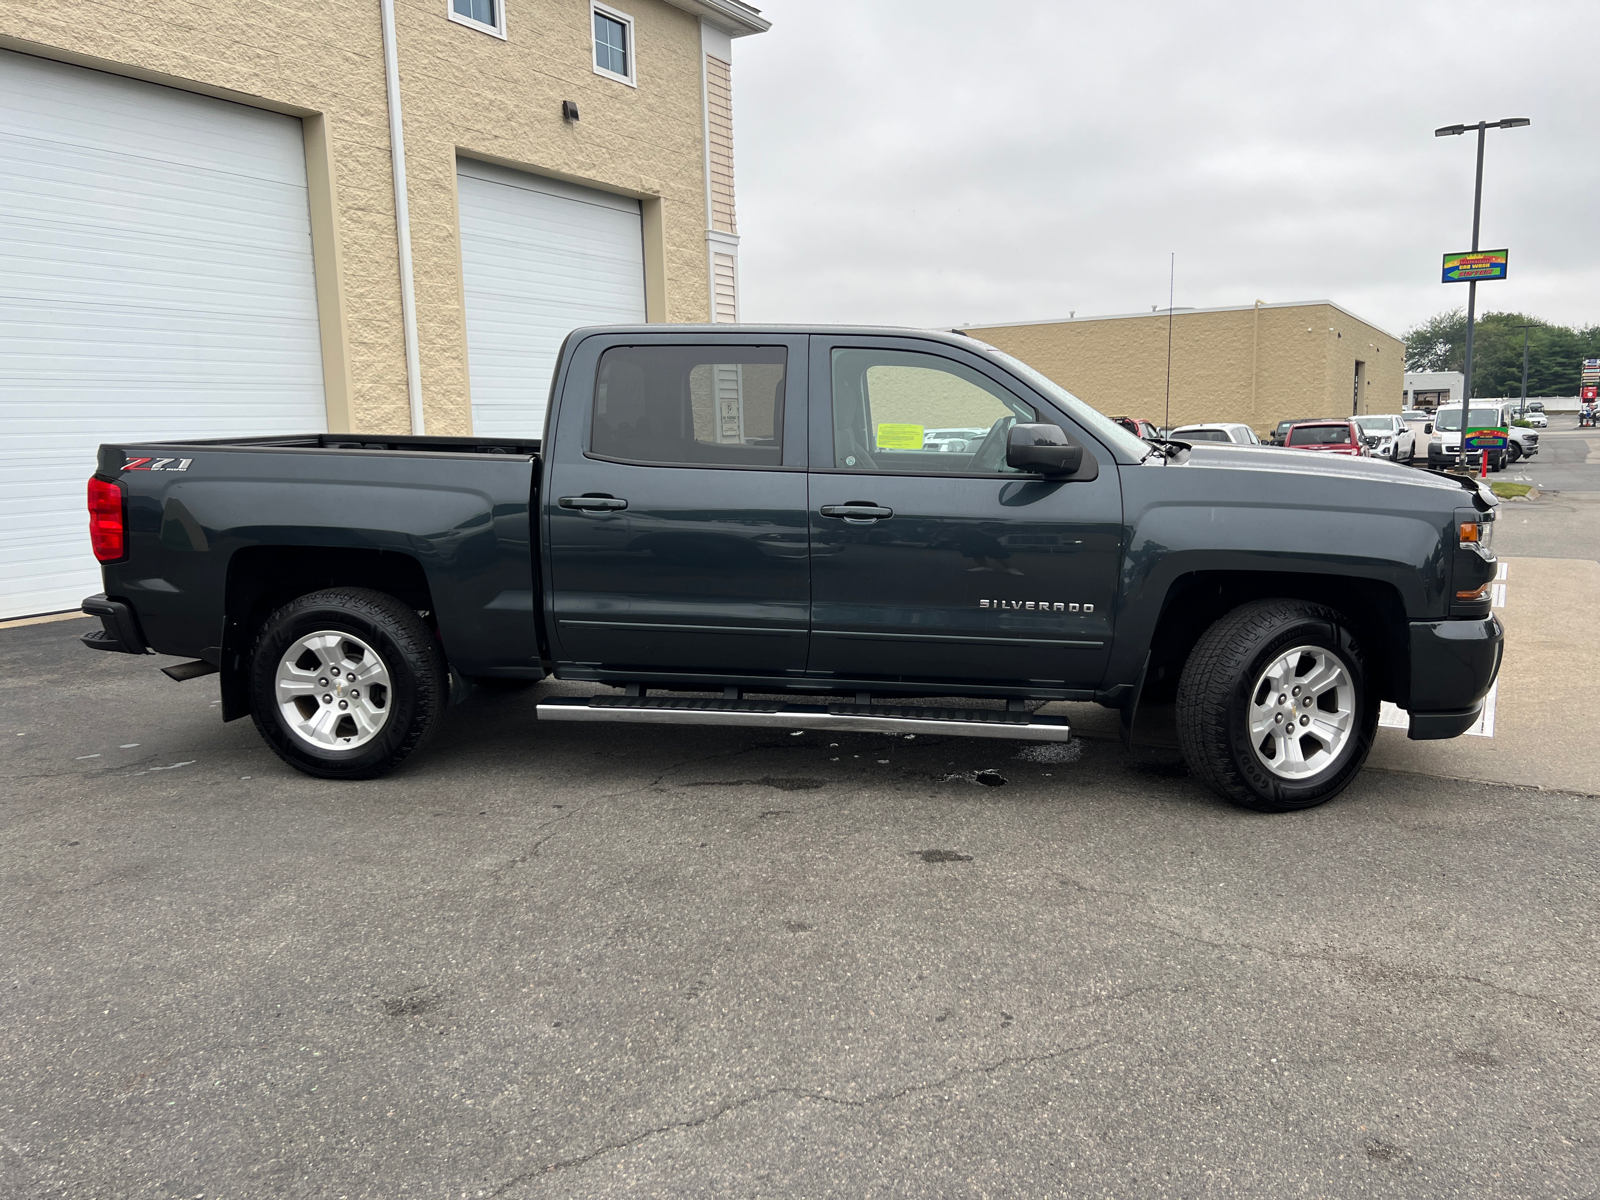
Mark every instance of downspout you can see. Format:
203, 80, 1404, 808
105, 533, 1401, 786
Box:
380, 0, 426, 435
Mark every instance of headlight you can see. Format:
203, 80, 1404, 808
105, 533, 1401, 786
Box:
1453, 509, 1497, 609
1459, 515, 1495, 555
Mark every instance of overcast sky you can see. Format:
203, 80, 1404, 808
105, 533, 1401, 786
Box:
732, 0, 1600, 338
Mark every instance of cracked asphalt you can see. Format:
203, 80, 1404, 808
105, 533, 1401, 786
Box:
3, 617, 1599, 1199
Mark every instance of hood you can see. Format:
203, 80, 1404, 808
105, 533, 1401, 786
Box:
1174, 442, 1494, 506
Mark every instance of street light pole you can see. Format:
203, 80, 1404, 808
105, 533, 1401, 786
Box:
1435, 117, 1529, 466
1516, 323, 1535, 413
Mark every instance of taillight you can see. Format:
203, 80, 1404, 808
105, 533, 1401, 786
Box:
88, 476, 126, 562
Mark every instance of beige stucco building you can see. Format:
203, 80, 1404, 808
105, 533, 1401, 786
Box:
0, 0, 766, 438
962, 301, 1405, 434
1, 0, 768, 617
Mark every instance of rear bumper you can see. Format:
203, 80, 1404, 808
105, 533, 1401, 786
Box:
80, 594, 148, 655
1404, 615, 1503, 740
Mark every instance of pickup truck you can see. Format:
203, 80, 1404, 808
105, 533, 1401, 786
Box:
79, 325, 1504, 813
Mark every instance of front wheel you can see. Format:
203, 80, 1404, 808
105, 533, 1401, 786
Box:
1176, 600, 1377, 812
249, 588, 447, 779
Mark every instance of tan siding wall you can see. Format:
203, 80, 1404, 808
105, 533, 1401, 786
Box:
0, 0, 719, 436
974, 303, 1404, 435
705, 53, 736, 235
712, 252, 737, 321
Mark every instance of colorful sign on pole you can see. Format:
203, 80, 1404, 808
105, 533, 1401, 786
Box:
1463, 417, 1508, 451
1441, 250, 1509, 283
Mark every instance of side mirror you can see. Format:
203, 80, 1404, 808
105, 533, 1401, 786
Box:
1425, 423, 1434, 435
1006, 423, 1085, 477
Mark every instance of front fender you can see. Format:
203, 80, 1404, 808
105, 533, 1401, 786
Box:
1104, 457, 1457, 689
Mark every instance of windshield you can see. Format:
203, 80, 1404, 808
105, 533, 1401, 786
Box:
981, 347, 1150, 460
1355, 416, 1395, 433
1436, 408, 1504, 432
1288, 424, 1353, 446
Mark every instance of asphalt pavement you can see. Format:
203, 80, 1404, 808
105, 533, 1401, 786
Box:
1498, 413, 1600, 563
3, 608, 1598, 1199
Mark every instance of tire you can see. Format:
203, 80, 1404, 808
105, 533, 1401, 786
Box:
249, 587, 447, 780
1507, 444, 1522, 463
1176, 599, 1377, 812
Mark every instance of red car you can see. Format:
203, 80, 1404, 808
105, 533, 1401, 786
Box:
1112, 416, 1162, 439
1284, 420, 1368, 457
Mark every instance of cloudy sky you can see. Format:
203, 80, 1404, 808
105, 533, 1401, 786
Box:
732, 0, 1600, 338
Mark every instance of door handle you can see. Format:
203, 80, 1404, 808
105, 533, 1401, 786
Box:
559, 494, 628, 511
820, 503, 893, 522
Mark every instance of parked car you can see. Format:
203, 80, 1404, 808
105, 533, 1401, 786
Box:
1354, 414, 1416, 464
1506, 424, 1538, 463
1112, 416, 1162, 440
1169, 422, 1261, 445
79, 324, 1503, 813
1285, 420, 1368, 457
1527, 400, 1545, 413
1524, 411, 1548, 428
1268, 417, 1328, 446
1429, 403, 1512, 472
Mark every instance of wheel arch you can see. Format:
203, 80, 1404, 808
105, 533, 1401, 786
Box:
219, 546, 435, 722
1138, 570, 1408, 712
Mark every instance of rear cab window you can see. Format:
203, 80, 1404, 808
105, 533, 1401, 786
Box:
1288, 424, 1354, 447
590, 345, 787, 468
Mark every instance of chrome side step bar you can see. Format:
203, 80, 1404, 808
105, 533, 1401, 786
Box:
535, 695, 1071, 742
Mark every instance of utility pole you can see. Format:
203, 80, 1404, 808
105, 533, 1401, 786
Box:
1516, 323, 1535, 414
1435, 117, 1529, 465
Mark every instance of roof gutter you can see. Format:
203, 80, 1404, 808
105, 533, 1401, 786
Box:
661, 0, 770, 36
379, 0, 426, 435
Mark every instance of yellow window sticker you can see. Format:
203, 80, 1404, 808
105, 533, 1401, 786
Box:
875, 423, 925, 450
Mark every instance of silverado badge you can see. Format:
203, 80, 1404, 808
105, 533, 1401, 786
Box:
980, 600, 1093, 613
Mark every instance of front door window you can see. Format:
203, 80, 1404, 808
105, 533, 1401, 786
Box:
830, 348, 1037, 474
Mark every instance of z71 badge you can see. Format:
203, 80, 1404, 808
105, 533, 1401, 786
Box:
123, 456, 192, 472
980, 599, 1093, 613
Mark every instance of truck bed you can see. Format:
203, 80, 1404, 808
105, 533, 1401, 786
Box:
93, 431, 548, 702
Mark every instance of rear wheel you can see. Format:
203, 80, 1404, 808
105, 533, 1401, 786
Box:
1176, 600, 1377, 812
249, 588, 447, 779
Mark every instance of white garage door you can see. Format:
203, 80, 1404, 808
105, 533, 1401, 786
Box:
0, 50, 326, 619
457, 159, 646, 438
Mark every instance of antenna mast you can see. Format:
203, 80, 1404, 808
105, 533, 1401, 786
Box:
1163, 254, 1175, 431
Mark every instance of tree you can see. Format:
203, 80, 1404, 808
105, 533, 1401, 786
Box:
1403, 309, 1600, 397
1403, 309, 1465, 374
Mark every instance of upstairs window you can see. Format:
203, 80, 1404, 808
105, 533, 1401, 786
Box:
593, 4, 635, 85
450, 0, 505, 38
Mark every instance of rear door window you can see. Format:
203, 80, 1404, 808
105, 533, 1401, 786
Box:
591, 345, 787, 468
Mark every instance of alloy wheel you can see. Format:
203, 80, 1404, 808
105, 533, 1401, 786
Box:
275, 630, 393, 750
1247, 644, 1356, 779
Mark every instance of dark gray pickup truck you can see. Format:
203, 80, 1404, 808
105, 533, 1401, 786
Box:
80, 326, 1503, 811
